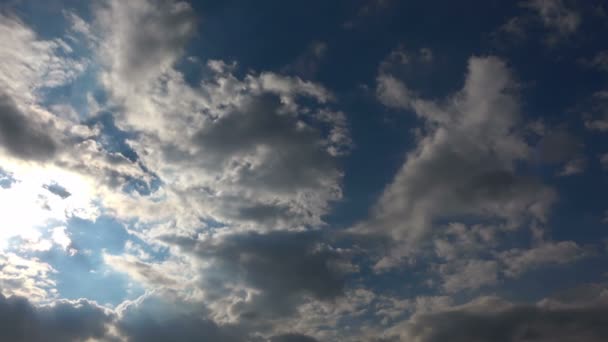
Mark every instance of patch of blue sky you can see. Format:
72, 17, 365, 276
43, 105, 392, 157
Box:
50, 216, 144, 306
0, 169, 16, 189
86, 111, 140, 162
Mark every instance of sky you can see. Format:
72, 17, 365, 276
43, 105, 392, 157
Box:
1, 0, 608, 341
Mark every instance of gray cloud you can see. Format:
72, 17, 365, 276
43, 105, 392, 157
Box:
192, 94, 337, 194
394, 297, 608, 342
270, 333, 320, 342
118, 307, 242, 342
43, 183, 72, 199
0, 294, 114, 342
90, 0, 348, 232
166, 230, 348, 319
536, 129, 582, 164
97, 0, 197, 87
366, 56, 555, 264
0, 91, 57, 161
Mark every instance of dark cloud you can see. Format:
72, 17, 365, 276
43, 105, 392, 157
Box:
0, 91, 57, 161
118, 309, 241, 342
0, 293, 114, 342
400, 299, 608, 342
166, 230, 348, 318
270, 333, 320, 342
192, 94, 336, 193
43, 183, 72, 199
116, 294, 252, 342
362, 56, 556, 267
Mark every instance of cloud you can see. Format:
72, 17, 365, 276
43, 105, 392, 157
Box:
0, 91, 57, 161
270, 333, 320, 342
0, 252, 56, 301
115, 294, 246, 342
497, 0, 581, 45
523, 0, 581, 36
499, 241, 590, 277
580, 50, 608, 72
365, 56, 555, 259
89, 0, 349, 233
0, 13, 86, 103
376, 74, 414, 109
438, 259, 499, 293
164, 230, 350, 320
387, 293, 608, 342
0, 293, 114, 342
96, 0, 197, 89
283, 41, 328, 79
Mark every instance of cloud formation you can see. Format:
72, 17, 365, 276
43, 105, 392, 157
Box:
0, 293, 114, 342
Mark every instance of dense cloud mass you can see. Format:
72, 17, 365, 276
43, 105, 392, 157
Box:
164, 230, 350, 319
0, 91, 57, 160
0, 294, 113, 342
1, 0, 608, 341
388, 295, 608, 342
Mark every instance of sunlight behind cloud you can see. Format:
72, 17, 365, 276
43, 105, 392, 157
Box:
0, 163, 98, 249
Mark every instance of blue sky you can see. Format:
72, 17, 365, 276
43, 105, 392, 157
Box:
1, 0, 608, 341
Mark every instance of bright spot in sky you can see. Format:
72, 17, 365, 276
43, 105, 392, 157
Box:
0, 164, 98, 249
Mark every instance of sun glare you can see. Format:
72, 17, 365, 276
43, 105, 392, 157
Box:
0, 164, 98, 249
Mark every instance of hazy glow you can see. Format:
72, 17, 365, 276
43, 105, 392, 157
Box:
0, 164, 98, 249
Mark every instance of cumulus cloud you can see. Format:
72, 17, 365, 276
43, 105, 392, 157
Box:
499, 241, 590, 277
270, 333, 320, 342
386, 292, 608, 342
0, 252, 56, 301
0, 91, 57, 161
87, 0, 350, 233
162, 230, 351, 321
96, 0, 197, 89
366, 56, 555, 255
0, 293, 114, 342
0, 13, 87, 104
115, 293, 246, 342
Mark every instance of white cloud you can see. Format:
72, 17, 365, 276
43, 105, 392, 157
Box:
0, 252, 56, 301
0, 13, 87, 105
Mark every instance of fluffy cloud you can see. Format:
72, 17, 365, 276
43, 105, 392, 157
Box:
0, 13, 87, 104
161, 230, 351, 321
86, 0, 350, 234
366, 56, 554, 252
386, 292, 608, 342
115, 293, 247, 342
361, 53, 595, 295
0, 293, 114, 342
270, 334, 319, 342
499, 241, 590, 277
0, 91, 57, 161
